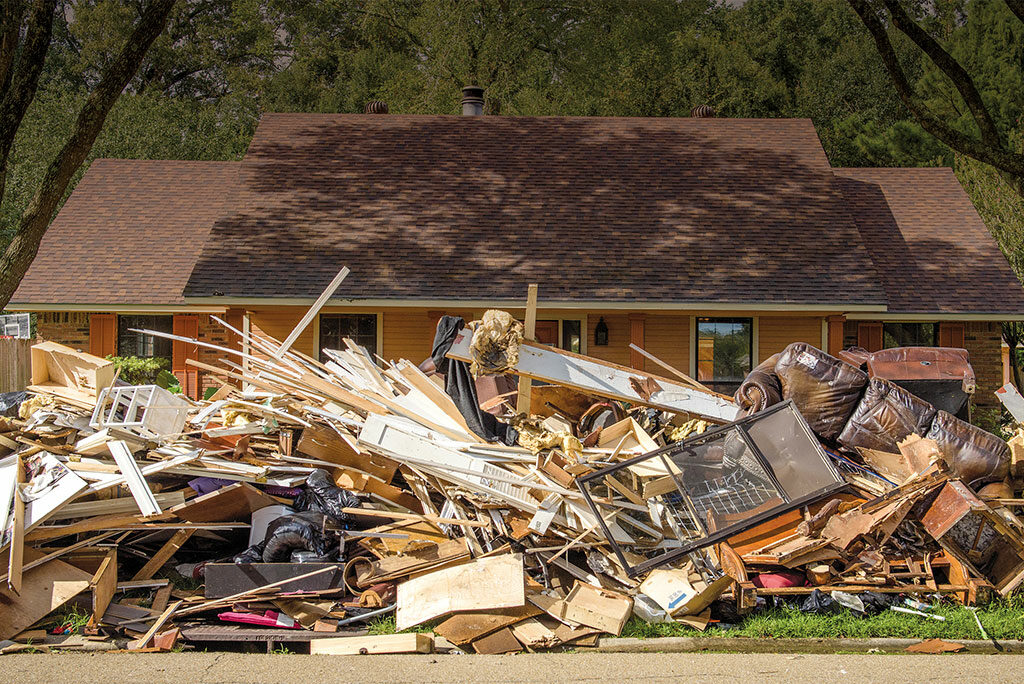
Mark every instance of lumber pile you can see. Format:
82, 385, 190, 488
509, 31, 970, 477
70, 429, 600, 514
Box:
2, 302, 1024, 654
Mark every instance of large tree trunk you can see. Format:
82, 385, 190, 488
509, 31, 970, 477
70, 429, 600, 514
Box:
0, 0, 176, 310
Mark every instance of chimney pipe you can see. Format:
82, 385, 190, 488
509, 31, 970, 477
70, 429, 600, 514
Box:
461, 85, 484, 115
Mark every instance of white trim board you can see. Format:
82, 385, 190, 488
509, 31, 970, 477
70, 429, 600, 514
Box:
446, 330, 738, 422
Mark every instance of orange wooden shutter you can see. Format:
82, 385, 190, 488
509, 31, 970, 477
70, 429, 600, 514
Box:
938, 322, 965, 348
172, 315, 200, 399
857, 322, 883, 352
89, 314, 117, 357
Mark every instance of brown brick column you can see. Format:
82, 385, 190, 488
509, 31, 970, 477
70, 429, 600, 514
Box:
964, 321, 1003, 410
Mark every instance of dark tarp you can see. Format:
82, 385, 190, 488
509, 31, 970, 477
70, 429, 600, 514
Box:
431, 316, 518, 445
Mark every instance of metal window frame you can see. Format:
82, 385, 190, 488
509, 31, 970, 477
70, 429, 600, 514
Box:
577, 400, 846, 577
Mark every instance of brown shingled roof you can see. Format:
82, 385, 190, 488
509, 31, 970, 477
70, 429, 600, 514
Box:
183, 114, 886, 306
12, 159, 239, 306
833, 167, 1024, 315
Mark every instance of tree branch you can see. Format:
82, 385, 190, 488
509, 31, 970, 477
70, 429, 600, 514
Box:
848, 0, 1024, 197
1005, 0, 1024, 24
0, 0, 177, 309
0, 0, 56, 209
882, 0, 1002, 149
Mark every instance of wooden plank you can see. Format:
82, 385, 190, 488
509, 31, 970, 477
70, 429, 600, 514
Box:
151, 584, 173, 614
0, 549, 91, 641
628, 342, 715, 394
0, 532, 116, 584
26, 512, 176, 542
340, 507, 489, 528
395, 360, 475, 435
169, 482, 277, 523
558, 582, 633, 635
472, 627, 522, 654
131, 529, 195, 581
310, 632, 433, 655
447, 331, 738, 422
395, 554, 526, 632
274, 266, 349, 360
107, 441, 161, 516
129, 600, 182, 650
6, 454, 24, 594
434, 604, 542, 646
516, 284, 539, 415
50, 491, 186, 520
90, 549, 118, 624
297, 423, 397, 482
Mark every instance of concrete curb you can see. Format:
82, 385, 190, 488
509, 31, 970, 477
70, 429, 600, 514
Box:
594, 636, 1024, 654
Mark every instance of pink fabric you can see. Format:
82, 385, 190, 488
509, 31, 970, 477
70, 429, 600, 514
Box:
217, 610, 300, 629
752, 571, 807, 589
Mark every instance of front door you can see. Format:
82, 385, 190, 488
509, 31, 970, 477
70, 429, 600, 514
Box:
535, 320, 559, 346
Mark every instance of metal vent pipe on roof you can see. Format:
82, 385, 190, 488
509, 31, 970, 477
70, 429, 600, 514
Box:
364, 100, 389, 114
461, 86, 484, 115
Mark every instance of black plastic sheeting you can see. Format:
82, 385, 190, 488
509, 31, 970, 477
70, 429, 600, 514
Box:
292, 469, 361, 525
430, 316, 518, 446
0, 391, 26, 417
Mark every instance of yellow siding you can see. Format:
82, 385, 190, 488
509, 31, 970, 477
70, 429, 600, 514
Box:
758, 316, 824, 363
381, 308, 476, 363
644, 315, 689, 374
586, 313, 630, 367
249, 307, 317, 357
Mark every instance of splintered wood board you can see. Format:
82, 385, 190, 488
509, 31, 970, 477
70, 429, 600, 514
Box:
169, 482, 277, 523
434, 604, 542, 646
0, 549, 91, 641
395, 553, 525, 632
446, 331, 738, 422
310, 632, 433, 655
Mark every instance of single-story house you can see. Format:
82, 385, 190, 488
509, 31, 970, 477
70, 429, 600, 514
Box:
8, 107, 1023, 409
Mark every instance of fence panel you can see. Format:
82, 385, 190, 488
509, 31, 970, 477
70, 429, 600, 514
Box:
0, 337, 31, 392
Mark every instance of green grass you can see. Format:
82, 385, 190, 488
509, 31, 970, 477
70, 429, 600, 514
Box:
620, 596, 1024, 641
365, 615, 437, 636
47, 607, 91, 632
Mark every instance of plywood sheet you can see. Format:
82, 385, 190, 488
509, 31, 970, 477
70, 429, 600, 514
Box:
395, 553, 525, 632
170, 482, 277, 523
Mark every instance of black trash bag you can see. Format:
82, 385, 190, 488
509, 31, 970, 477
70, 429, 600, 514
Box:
799, 589, 841, 615
0, 391, 26, 417
292, 469, 361, 525
262, 512, 332, 562
233, 540, 266, 564
430, 316, 518, 446
859, 591, 894, 616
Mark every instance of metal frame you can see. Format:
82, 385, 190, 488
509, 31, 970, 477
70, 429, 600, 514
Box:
577, 400, 846, 577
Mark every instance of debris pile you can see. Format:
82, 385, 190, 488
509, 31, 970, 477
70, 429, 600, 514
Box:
2, 303, 1024, 655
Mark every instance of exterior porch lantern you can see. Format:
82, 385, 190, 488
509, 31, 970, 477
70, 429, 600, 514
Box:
594, 317, 609, 346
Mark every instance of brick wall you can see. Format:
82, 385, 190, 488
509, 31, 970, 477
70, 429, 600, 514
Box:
964, 321, 1003, 410
196, 314, 240, 394
35, 312, 90, 350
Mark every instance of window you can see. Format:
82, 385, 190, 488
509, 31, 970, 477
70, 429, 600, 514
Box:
117, 315, 172, 359
883, 323, 936, 349
561, 320, 582, 353
697, 317, 753, 395
319, 314, 377, 361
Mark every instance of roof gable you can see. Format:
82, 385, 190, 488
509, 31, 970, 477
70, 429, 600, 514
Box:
833, 167, 1024, 315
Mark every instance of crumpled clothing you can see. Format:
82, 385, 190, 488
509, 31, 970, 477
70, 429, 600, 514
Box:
512, 415, 583, 463
469, 310, 523, 377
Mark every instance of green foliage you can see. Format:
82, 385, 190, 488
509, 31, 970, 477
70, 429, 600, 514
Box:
2, 0, 1024, 290
106, 355, 171, 385
155, 369, 182, 394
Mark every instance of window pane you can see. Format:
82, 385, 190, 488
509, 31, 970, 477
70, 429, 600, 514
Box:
319, 314, 377, 361
883, 323, 936, 348
562, 320, 581, 353
697, 318, 752, 394
117, 315, 172, 359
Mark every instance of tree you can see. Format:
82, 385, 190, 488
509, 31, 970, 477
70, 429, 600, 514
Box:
0, 0, 176, 310
847, 0, 1024, 198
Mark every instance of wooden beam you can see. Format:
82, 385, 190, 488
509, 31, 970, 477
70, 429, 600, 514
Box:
107, 441, 162, 516
90, 549, 118, 625
6, 454, 25, 594
274, 266, 349, 360
516, 284, 539, 416
131, 529, 196, 581
339, 507, 489, 528
628, 343, 715, 394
